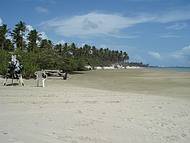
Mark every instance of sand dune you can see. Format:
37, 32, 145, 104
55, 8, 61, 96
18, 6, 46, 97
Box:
0, 69, 190, 143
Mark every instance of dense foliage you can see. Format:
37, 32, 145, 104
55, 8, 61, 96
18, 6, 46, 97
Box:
0, 21, 130, 78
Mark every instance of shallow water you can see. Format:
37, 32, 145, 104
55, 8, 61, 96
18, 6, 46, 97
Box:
67, 68, 190, 98
149, 67, 190, 72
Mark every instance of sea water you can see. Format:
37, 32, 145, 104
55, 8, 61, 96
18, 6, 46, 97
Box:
149, 67, 190, 72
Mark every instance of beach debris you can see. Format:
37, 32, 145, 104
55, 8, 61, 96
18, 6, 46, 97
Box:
3, 55, 24, 86
44, 69, 69, 80
35, 70, 47, 87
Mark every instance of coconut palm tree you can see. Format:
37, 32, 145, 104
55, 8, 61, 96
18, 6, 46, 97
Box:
12, 21, 26, 50
27, 29, 41, 52
0, 24, 8, 50
40, 39, 52, 49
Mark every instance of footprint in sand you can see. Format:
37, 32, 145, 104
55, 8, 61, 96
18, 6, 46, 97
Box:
181, 133, 187, 137
8, 138, 25, 143
84, 101, 98, 104
163, 135, 180, 142
77, 110, 83, 114
12, 141, 24, 143
0, 130, 8, 135
152, 105, 162, 110
109, 100, 120, 103
102, 112, 106, 115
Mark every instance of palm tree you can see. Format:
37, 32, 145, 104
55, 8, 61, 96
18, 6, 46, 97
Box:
12, 21, 26, 50
27, 29, 41, 52
123, 51, 129, 67
54, 43, 62, 54
0, 24, 8, 50
40, 39, 52, 49
69, 42, 77, 56
4, 39, 14, 51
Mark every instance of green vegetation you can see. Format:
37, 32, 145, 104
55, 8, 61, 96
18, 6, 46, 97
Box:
0, 21, 130, 78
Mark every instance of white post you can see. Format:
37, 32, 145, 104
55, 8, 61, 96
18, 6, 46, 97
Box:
42, 79, 45, 87
37, 78, 40, 87
19, 75, 24, 86
35, 70, 47, 87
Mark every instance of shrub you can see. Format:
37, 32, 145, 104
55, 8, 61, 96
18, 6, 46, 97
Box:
0, 50, 10, 76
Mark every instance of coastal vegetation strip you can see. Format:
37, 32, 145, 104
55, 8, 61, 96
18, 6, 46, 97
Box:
0, 21, 132, 78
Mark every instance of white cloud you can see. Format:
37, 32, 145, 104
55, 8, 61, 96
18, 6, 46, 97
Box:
25, 24, 48, 41
160, 33, 180, 38
153, 9, 190, 23
56, 40, 66, 45
35, 6, 49, 13
23, 25, 34, 44
0, 18, 2, 26
40, 31, 48, 39
41, 8, 190, 38
145, 45, 190, 66
26, 24, 34, 31
182, 45, 190, 55
26, 25, 48, 39
41, 12, 153, 37
171, 45, 190, 60
148, 51, 161, 60
166, 23, 187, 30
105, 33, 139, 39
99, 44, 107, 48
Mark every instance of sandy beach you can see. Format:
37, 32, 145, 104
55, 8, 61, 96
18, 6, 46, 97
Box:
0, 69, 190, 143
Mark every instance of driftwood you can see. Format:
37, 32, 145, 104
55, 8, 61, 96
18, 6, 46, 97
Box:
44, 70, 69, 80
45, 70, 62, 76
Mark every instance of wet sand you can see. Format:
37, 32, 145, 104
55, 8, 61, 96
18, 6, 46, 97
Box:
68, 69, 190, 97
0, 69, 190, 143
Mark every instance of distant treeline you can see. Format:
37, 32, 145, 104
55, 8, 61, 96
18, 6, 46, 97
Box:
127, 62, 149, 67
0, 21, 145, 78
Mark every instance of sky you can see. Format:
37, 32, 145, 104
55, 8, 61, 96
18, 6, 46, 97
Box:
0, 0, 190, 67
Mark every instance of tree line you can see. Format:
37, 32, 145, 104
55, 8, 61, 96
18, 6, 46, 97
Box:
0, 21, 130, 78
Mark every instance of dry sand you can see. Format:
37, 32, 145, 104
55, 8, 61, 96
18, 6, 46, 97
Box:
0, 69, 190, 143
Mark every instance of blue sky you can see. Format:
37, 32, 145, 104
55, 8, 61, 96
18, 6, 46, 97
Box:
0, 0, 190, 66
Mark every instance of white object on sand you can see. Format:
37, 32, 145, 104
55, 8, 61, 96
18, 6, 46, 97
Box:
35, 70, 47, 87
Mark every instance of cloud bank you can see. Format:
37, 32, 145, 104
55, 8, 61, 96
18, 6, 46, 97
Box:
148, 51, 161, 60
41, 8, 190, 38
147, 45, 190, 66
166, 23, 187, 30
171, 45, 190, 60
41, 12, 151, 37
160, 33, 180, 38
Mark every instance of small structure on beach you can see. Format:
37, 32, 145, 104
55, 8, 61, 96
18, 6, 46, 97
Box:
35, 70, 47, 87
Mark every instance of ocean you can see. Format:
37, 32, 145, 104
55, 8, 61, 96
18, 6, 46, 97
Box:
149, 67, 190, 72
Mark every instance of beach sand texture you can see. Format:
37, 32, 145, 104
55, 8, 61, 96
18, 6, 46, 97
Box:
0, 69, 190, 143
